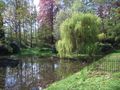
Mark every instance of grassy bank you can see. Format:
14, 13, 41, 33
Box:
17, 48, 99, 60
17, 48, 55, 57
45, 52, 120, 90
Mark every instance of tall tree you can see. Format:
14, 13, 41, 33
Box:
0, 1, 5, 43
38, 0, 56, 44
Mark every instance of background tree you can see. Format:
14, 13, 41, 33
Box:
38, 0, 56, 45
53, 10, 72, 41
0, 0, 5, 43
2, 0, 39, 48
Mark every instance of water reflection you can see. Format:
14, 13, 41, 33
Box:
0, 57, 86, 90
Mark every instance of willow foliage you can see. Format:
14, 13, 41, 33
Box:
56, 13, 101, 58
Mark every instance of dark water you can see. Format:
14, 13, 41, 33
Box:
0, 56, 87, 90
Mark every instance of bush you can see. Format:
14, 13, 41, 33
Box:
99, 43, 114, 54
106, 23, 120, 48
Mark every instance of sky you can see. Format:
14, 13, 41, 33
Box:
34, 0, 39, 7
33, 0, 39, 11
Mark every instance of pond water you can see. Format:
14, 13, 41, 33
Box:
0, 56, 87, 90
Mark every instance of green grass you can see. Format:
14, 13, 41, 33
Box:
45, 52, 120, 90
17, 48, 55, 57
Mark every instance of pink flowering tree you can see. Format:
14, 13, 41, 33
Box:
38, 0, 57, 44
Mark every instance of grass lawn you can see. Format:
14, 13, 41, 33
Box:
45, 52, 120, 90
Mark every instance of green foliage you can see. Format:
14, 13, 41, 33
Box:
38, 25, 53, 46
0, 14, 3, 28
16, 7, 29, 20
98, 33, 106, 41
107, 23, 120, 38
112, 23, 120, 42
0, 5, 4, 42
0, 0, 5, 11
105, 22, 120, 48
56, 13, 101, 58
0, 0, 4, 29
92, 0, 108, 4
71, 0, 83, 11
18, 48, 53, 57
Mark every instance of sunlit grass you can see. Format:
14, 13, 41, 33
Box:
45, 52, 120, 90
17, 48, 54, 57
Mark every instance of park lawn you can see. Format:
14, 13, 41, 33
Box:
45, 52, 120, 90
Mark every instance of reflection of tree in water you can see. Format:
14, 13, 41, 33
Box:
0, 68, 6, 89
38, 58, 59, 88
0, 57, 59, 90
21, 57, 59, 89
19, 57, 41, 90
0, 57, 41, 90
56, 59, 87, 79
0, 57, 85, 90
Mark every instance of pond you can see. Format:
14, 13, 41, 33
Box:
0, 56, 87, 90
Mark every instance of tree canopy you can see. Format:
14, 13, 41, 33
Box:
56, 13, 101, 57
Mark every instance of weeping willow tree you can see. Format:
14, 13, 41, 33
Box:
56, 13, 101, 58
